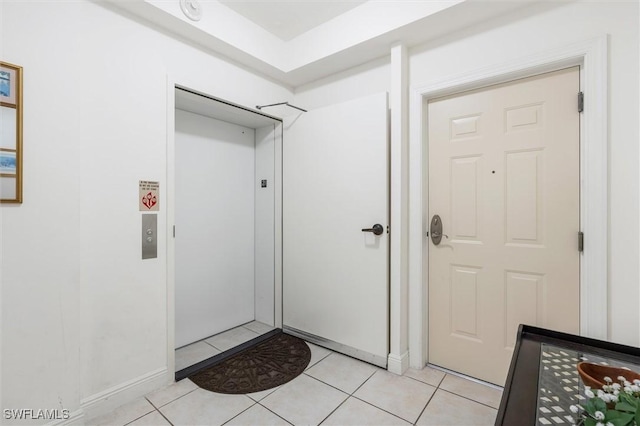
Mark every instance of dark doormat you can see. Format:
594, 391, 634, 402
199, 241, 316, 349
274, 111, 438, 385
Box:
189, 332, 311, 394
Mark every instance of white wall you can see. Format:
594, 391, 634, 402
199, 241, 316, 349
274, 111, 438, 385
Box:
292, 0, 640, 352
174, 110, 256, 348
408, 0, 639, 346
0, 0, 291, 422
255, 125, 276, 326
294, 57, 390, 111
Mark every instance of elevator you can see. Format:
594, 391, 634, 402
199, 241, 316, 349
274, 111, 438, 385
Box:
173, 87, 282, 371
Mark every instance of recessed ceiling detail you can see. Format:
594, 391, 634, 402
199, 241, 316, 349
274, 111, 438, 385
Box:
218, 0, 367, 41
107, 0, 543, 87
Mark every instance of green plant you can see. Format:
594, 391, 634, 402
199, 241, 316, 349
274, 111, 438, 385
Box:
573, 375, 640, 426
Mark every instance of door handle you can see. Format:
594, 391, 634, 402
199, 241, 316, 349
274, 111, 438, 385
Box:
362, 224, 384, 236
430, 215, 448, 245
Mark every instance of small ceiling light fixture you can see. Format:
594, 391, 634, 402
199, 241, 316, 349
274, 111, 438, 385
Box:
180, 0, 202, 21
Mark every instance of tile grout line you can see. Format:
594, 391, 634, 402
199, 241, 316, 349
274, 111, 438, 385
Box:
437, 387, 501, 411
429, 365, 503, 391
308, 367, 416, 425
254, 400, 295, 425
147, 386, 200, 411
435, 373, 501, 410
403, 372, 446, 388
353, 369, 379, 393
399, 370, 447, 424
119, 402, 156, 426
204, 340, 223, 351
345, 369, 444, 424
348, 394, 415, 425
411, 386, 439, 426
305, 347, 333, 369
220, 399, 260, 426
254, 372, 351, 426
151, 402, 175, 426
192, 324, 263, 352
317, 394, 351, 425
241, 323, 273, 335
253, 354, 357, 426
302, 371, 357, 396
349, 368, 379, 395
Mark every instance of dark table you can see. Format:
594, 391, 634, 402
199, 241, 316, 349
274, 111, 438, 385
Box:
495, 325, 640, 425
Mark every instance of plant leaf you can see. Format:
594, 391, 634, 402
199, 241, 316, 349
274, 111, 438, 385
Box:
615, 401, 636, 413
594, 398, 607, 412
584, 418, 597, 426
603, 412, 634, 426
585, 399, 597, 416
605, 418, 632, 426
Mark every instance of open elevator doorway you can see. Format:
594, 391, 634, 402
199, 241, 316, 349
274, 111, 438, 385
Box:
172, 87, 283, 379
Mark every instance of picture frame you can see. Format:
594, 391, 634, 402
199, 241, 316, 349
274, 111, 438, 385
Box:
0, 61, 23, 203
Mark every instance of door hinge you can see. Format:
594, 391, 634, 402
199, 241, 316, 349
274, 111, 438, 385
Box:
578, 92, 584, 113
578, 231, 584, 252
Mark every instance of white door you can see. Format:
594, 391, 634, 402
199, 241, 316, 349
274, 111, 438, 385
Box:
175, 109, 256, 348
283, 93, 389, 367
428, 67, 580, 385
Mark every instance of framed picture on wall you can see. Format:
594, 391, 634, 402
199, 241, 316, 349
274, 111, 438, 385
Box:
0, 151, 16, 175
0, 61, 23, 203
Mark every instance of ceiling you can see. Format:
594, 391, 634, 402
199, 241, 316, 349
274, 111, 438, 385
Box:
107, 0, 545, 87
218, 0, 367, 41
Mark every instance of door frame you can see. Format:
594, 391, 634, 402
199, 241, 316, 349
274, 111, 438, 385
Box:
165, 78, 284, 379
408, 35, 609, 369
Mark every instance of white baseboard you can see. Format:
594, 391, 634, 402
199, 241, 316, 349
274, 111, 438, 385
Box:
80, 367, 170, 422
387, 351, 409, 375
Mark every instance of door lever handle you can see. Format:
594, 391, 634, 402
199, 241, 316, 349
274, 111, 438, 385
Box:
362, 224, 384, 236
430, 215, 448, 245
430, 232, 449, 239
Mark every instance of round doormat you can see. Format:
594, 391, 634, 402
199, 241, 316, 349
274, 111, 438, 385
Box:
189, 333, 311, 394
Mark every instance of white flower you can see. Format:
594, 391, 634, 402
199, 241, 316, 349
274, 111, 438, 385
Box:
595, 422, 604, 426
570, 405, 580, 413
611, 394, 619, 403
607, 423, 615, 426
618, 375, 627, 381
597, 389, 606, 398
604, 376, 612, 383
624, 386, 633, 395
631, 384, 640, 392
594, 411, 605, 420
634, 379, 640, 385
585, 389, 596, 398
612, 383, 621, 390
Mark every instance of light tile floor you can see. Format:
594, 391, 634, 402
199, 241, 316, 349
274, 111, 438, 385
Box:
90, 335, 503, 426
175, 322, 275, 371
